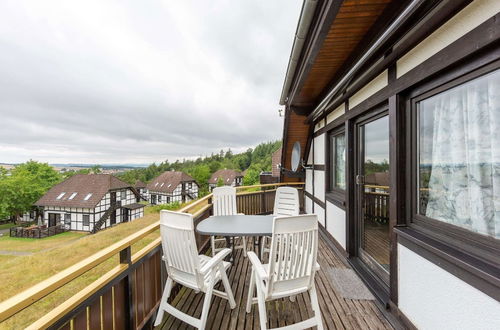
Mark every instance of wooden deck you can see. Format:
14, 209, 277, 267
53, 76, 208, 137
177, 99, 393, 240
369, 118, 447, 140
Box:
158, 234, 394, 330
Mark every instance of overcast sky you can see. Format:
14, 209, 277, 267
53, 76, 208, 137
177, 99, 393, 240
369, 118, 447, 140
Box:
0, 0, 301, 165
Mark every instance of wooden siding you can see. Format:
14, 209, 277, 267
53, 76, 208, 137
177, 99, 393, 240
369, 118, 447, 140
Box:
293, 0, 392, 107
282, 110, 309, 183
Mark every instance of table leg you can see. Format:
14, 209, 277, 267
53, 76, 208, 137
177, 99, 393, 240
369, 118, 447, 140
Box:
255, 236, 262, 260
225, 236, 234, 263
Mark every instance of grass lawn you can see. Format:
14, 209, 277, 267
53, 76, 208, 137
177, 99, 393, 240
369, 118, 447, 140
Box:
0, 223, 16, 231
0, 210, 162, 329
0, 231, 86, 253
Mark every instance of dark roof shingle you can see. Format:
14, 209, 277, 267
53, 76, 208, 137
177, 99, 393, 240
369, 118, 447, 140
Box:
146, 171, 196, 193
208, 169, 243, 184
35, 174, 131, 208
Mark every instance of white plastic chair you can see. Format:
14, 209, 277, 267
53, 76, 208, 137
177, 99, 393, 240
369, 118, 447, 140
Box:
246, 214, 323, 330
211, 186, 247, 257
154, 210, 236, 329
261, 187, 300, 257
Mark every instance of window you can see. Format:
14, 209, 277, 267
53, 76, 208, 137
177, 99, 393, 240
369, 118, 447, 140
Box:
121, 191, 126, 200
68, 192, 77, 200
83, 214, 90, 226
56, 192, 66, 200
84, 193, 93, 201
64, 213, 71, 224
416, 69, 499, 239
158, 195, 162, 203
329, 131, 346, 191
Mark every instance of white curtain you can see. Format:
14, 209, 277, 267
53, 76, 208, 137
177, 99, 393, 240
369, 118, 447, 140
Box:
421, 69, 500, 239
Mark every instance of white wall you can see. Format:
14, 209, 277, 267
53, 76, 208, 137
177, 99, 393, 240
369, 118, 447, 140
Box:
326, 103, 345, 124
326, 202, 346, 250
398, 244, 500, 330
313, 170, 325, 202
314, 203, 325, 227
305, 196, 313, 214
349, 70, 388, 108
305, 169, 313, 195
397, 0, 500, 77
313, 134, 325, 165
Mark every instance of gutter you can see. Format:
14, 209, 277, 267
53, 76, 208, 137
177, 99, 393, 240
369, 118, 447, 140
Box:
279, 0, 319, 106
309, 0, 426, 121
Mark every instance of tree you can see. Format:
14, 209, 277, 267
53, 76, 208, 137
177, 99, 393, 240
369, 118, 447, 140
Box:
0, 161, 61, 223
217, 177, 224, 187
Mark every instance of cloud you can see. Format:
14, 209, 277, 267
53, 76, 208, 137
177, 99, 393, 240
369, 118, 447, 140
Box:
0, 0, 301, 164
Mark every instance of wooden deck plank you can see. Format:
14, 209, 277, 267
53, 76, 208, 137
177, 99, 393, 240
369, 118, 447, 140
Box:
159, 235, 394, 330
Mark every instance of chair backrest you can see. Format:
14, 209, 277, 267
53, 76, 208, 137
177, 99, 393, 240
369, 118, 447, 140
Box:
212, 186, 238, 216
160, 210, 203, 289
273, 187, 300, 217
267, 214, 319, 298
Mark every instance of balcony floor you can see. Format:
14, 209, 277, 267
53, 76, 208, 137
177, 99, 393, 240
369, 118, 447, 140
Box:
159, 234, 394, 330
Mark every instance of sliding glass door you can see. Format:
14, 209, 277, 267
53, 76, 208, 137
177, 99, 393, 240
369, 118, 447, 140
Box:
355, 113, 391, 284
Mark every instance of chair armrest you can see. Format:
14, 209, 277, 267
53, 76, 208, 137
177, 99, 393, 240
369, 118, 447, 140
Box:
200, 248, 231, 274
247, 251, 268, 280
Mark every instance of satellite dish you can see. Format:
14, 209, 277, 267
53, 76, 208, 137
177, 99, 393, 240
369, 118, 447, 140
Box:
291, 142, 301, 172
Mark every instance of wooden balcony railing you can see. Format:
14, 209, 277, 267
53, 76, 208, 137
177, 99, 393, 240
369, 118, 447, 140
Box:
0, 182, 304, 330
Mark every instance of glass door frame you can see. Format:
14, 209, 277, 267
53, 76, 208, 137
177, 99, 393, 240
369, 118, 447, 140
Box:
352, 107, 392, 290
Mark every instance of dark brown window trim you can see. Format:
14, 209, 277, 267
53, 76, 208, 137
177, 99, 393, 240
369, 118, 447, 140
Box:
326, 127, 346, 198
325, 192, 345, 210
304, 190, 325, 209
396, 227, 500, 302
407, 59, 500, 269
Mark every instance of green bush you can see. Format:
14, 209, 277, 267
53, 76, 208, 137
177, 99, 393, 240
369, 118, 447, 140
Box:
147, 202, 182, 214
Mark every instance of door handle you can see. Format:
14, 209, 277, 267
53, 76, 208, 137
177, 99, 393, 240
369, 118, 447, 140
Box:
356, 175, 365, 185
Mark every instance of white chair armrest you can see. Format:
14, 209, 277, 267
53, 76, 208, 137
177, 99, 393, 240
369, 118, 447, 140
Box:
200, 248, 232, 274
247, 251, 268, 280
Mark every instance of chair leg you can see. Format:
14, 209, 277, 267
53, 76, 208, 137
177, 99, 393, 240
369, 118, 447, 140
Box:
255, 276, 267, 330
219, 264, 236, 309
309, 285, 324, 330
246, 269, 255, 313
154, 277, 173, 326
241, 236, 247, 257
199, 271, 216, 329
211, 236, 216, 257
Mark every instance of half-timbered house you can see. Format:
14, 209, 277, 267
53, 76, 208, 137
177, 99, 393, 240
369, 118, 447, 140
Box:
279, 0, 500, 328
146, 171, 198, 205
134, 180, 148, 200
35, 174, 144, 232
208, 169, 243, 191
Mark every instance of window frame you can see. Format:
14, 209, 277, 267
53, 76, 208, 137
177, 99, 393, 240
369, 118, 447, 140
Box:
82, 214, 90, 227
326, 126, 346, 207
407, 60, 500, 266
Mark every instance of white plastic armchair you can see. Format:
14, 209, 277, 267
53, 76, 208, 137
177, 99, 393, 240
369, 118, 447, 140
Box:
246, 214, 323, 330
211, 186, 247, 257
154, 210, 236, 329
261, 187, 300, 258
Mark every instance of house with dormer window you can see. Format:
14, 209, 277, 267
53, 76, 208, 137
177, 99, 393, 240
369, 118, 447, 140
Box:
146, 171, 198, 205
34, 174, 144, 233
208, 169, 243, 191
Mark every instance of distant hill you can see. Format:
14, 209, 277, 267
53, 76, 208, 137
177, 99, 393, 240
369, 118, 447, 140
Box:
117, 141, 282, 196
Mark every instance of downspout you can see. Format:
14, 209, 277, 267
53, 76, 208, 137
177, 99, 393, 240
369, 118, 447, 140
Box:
279, 0, 318, 106
309, 0, 426, 121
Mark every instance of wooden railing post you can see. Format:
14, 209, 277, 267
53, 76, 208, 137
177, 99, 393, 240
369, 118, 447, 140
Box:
120, 247, 135, 330
260, 191, 265, 214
